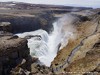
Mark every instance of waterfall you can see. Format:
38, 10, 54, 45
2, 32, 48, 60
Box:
16, 29, 49, 57
16, 14, 76, 67
16, 22, 61, 66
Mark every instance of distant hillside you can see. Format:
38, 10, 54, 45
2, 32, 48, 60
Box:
0, 1, 92, 12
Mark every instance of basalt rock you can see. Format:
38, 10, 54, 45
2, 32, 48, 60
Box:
0, 36, 30, 75
0, 12, 54, 33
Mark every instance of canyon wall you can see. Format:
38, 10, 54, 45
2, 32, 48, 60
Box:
0, 13, 54, 33
51, 12, 100, 75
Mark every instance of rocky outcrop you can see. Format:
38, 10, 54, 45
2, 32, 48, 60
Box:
0, 12, 54, 75
0, 35, 53, 75
30, 63, 52, 75
10, 63, 52, 75
51, 13, 100, 74
0, 36, 29, 75
0, 36, 29, 57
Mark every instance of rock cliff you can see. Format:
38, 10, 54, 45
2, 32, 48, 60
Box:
0, 36, 29, 75
0, 35, 51, 75
0, 13, 54, 33
0, 4, 99, 75
51, 11, 100, 74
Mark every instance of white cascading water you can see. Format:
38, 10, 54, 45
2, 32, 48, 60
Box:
16, 14, 76, 66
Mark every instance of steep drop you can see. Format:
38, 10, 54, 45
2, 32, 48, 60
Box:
16, 14, 76, 66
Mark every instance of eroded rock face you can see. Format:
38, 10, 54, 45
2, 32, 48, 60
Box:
64, 40, 100, 75
51, 13, 100, 74
0, 13, 54, 75
0, 36, 29, 75
0, 35, 53, 75
0, 8, 100, 75
36, 12, 54, 33
0, 36, 29, 57
0, 12, 54, 33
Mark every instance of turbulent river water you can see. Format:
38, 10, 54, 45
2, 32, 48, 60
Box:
16, 14, 76, 66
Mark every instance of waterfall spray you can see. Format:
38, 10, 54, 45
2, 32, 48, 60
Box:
16, 14, 77, 66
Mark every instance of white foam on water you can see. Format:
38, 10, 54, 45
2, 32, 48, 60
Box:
16, 14, 76, 66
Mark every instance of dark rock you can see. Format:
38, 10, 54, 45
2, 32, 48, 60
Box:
0, 36, 30, 75
98, 12, 100, 15
7, 35, 18, 40
31, 56, 38, 63
80, 16, 90, 22
0, 62, 3, 75
0, 36, 29, 57
0, 13, 54, 33
36, 12, 54, 33
94, 65, 100, 72
24, 35, 41, 39
0, 22, 12, 33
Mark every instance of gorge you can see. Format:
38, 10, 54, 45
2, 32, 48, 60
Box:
0, 2, 100, 75
16, 14, 76, 66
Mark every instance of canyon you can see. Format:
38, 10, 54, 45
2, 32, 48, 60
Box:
0, 2, 100, 75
